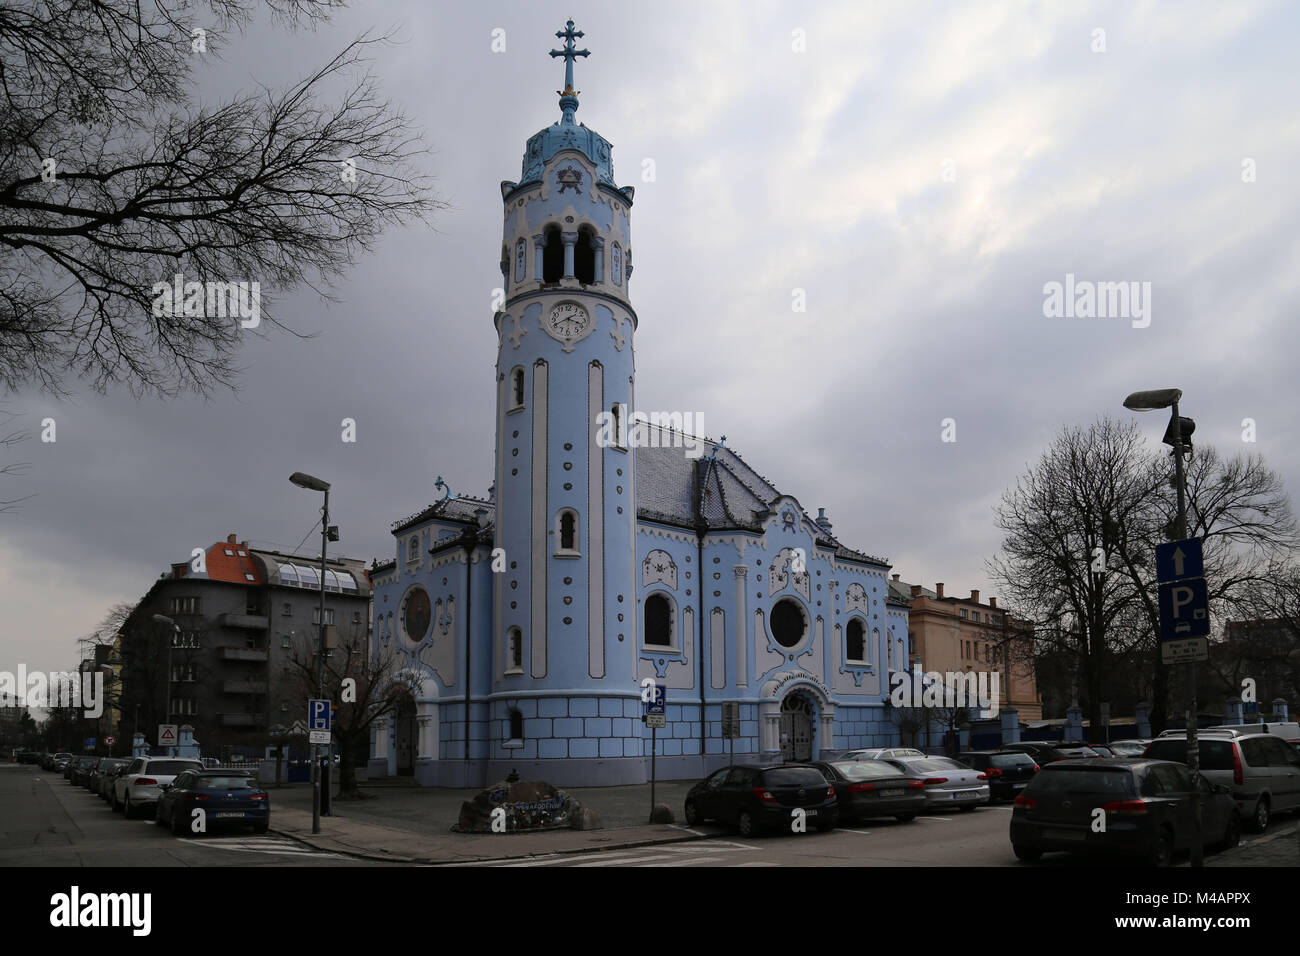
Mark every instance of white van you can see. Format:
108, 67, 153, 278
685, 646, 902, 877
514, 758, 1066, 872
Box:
1204, 722, 1300, 749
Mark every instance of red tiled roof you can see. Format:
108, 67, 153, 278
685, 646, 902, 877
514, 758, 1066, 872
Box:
203, 539, 264, 585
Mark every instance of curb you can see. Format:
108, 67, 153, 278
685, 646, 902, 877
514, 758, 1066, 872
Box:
267, 823, 715, 865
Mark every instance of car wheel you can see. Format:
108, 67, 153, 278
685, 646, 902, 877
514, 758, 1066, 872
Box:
1148, 827, 1174, 867
252, 822, 269, 834
154, 805, 167, 827
684, 799, 700, 825
171, 808, 189, 837
1013, 843, 1042, 862
1250, 796, 1270, 833
895, 812, 917, 823
123, 796, 134, 819
111, 791, 122, 813
816, 812, 838, 832
737, 810, 758, 837
1213, 812, 1241, 853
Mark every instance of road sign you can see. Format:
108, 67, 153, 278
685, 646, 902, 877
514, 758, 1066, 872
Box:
1156, 538, 1204, 583
104, 736, 116, 746
1162, 637, 1209, 664
158, 724, 178, 747
646, 714, 666, 729
721, 701, 740, 739
1158, 577, 1210, 640
308, 699, 332, 732
309, 730, 331, 744
646, 685, 665, 716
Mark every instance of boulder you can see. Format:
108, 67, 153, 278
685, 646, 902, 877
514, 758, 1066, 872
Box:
649, 802, 674, 824
570, 807, 602, 830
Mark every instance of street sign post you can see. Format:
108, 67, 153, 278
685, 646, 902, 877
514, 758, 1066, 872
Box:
158, 724, 178, 754
644, 684, 666, 821
308, 699, 332, 732
1157, 539, 1209, 664
722, 701, 740, 767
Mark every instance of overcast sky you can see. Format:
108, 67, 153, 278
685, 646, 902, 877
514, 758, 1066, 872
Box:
3, 0, 1298, 686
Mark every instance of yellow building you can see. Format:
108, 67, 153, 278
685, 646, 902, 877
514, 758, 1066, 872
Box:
888, 577, 1042, 722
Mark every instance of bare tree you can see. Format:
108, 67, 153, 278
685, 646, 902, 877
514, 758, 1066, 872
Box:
0, 406, 30, 511
0, 0, 441, 397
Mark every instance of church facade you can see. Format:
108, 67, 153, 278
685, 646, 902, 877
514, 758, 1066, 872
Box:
367, 22, 910, 788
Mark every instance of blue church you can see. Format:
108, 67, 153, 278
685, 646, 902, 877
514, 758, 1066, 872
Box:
368, 22, 910, 787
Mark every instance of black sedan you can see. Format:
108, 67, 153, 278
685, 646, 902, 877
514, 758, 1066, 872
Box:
957, 751, 1039, 801
1010, 758, 1240, 866
684, 764, 838, 836
800, 760, 927, 823
156, 770, 271, 836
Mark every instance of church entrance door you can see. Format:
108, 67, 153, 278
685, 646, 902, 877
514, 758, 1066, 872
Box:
779, 693, 814, 762
394, 695, 416, 776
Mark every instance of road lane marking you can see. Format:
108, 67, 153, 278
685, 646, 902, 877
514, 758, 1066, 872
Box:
573, 853, 677, 866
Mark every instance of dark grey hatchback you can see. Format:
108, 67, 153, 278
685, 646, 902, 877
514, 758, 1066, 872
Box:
684, 764, 838, 836
1010, 758, 1240, 866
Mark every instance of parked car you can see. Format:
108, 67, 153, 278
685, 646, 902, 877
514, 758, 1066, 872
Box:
113, 757, 205, 818
93, 758, 131, 800
49, 752, 73, 772
997, 742, 1072, 766
880, 755, 990, 810
1142, 732, 1300, 832
68, 756, 98, 785
1053, 744, 1102, 758
1202, 722, 1300, 751
1010, 758, 1240, 865
1107, 739, 1151, 756
839, 747, 925, 761
684, 764, 838, 836
1087, 745, 1115, 757
156, 770, 270, 836
956, 751, 1039, 801
799, 759, 927, 823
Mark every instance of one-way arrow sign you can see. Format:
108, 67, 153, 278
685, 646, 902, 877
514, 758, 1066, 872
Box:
1156, 538, 1203, 583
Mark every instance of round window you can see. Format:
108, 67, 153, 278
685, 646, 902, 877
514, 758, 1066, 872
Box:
770, 598, 806, 648
402, 587, 432, 642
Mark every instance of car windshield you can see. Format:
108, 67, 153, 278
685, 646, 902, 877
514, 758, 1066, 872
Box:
896, 758, 962, 773
763, 768, 827, 787
1143, 739, 1235, 771
1028, 768, 1135, 796
146, 761, 204, 775
990, 753, 1036, 768
193, 776, 257, 790
830, 761, 904, 780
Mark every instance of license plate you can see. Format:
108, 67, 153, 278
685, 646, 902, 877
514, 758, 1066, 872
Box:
880, 789, 903, 797
1043, 827, 1085, 842
215, 811, 246, 818
955, 791, 977, 799
804, 808, 817, 816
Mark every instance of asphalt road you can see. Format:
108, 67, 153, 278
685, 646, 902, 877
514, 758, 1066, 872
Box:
0, 764, 381, 867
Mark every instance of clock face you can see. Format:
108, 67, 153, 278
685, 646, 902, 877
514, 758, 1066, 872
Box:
546, 302, 591, 340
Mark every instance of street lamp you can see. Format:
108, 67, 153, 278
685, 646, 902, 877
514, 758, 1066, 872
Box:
290, 471, 331, 835
1124, 387, 1203, 866
151, 614, 179, 756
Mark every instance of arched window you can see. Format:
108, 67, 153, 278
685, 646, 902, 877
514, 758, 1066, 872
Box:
499, 244, 509, 287
610, 403, 624, 449
506, 627, 523, 674
846, 618, 866, 663
407, 537, 419, 562
510, 367, 525, 410
644, 593, 672, 647
514, 238, 527, 282
555, 509, 579, 555
542, 225, 564, 283
575, 226, 596, 284
611, 242, 622, 286
508, 709, 524, 741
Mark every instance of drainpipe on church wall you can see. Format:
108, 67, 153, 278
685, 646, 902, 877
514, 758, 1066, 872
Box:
695, 519, 707, 766
462, 530, 474, 786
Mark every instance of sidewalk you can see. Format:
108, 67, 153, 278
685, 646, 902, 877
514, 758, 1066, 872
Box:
266, 778, 706, 864
1202, 821, 1299, 867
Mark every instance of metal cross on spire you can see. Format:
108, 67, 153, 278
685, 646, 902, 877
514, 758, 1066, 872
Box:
550, 19, 590, 96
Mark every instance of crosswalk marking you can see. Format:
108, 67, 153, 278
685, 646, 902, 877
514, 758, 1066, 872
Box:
487, 839, 762, 868
573, 853, 677, 866
176, 836, 343, 858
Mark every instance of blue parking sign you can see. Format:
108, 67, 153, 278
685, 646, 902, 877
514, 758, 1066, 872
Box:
309, 699, 332, 731
646, 685, 665, 715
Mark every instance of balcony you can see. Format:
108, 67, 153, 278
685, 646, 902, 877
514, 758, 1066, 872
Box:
218, 713, 258, 727
223, 680, 268, 695
219, 612, 269, 630
220, 646, 268, 662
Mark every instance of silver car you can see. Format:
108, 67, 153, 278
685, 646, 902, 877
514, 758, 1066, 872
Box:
883, 755, 990, 811
841, 747, 926, 761
113, 757, 205, 818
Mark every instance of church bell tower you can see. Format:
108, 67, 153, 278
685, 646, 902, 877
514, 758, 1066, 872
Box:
488, 20, 643, 780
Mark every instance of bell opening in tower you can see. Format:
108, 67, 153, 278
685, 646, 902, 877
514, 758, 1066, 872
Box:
542, 225, 564, 283
574, 225, 596, 285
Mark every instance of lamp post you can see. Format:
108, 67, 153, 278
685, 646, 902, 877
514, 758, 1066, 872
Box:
290, 471, 331, 835
1124, 387, 1202, 866
151, 614, 179, 756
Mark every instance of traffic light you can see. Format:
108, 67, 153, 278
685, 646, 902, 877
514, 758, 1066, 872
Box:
1161, 415, 1194, 450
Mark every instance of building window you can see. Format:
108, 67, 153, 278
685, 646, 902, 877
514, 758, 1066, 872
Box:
515, 237, 527, 282
282, 602, 292, 616
555, 509, 580, 556
508, 709, 524, 741
510, 367, 526, 410
610, 403, 625, 449
506, 627, 523, 674
611, 242, 622, 286
542, 225, 563, 282
846, 618, 866, 663
170, 596, 201, 615
407, 537, 420, 563
644, 593, 673, 647
311, 608, 336, 626
575, 226, 596, 284
770, 598, 807, 649
224, 548, 235, 556
959, 608, 967, 619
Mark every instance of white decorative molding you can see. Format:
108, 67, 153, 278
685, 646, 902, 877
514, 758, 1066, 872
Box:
768, 547, 810, 601
505, 312, 527, 349
638, 525, 695, 545
642, 549, 678, 589
845, 582, 868, 615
